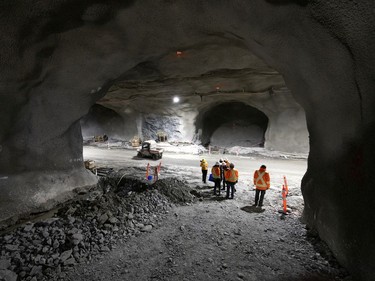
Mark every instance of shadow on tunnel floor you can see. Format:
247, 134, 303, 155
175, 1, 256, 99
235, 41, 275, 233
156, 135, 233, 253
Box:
240, 205, 265, 213
195, 185, 213, 190
209, 196, 227, 202
199, 189, 228, 199
265, 275, 351, 281
131, 156, 160, 161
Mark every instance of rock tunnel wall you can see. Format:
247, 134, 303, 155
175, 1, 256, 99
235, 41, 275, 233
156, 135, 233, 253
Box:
192, 91, 308, 152
0, 1, 374, 279
99, 88, 308, 152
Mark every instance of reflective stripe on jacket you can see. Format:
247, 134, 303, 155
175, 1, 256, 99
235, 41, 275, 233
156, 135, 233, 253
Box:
225, 169, 238, 183
253, 168, 270, 190
211, 166, 221, 179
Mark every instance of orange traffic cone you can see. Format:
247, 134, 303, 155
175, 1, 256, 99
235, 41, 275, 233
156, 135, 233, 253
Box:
282, 184, 287, 214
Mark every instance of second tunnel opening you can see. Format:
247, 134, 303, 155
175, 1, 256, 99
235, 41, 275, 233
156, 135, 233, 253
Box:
196, 101, 269, 148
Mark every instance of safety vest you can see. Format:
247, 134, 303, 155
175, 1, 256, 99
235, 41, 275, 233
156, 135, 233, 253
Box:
225, 169, 238, 183
254, 169, 270, 190
211, 166, 221, 179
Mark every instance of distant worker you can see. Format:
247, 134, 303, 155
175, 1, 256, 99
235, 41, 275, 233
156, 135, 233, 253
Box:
253, 165, 270, 207
224, 159, 237, 193
200, 159, 209, 184
153, 166, 159, 182
211, 162, 222, 195
221, 159, 229, 190
225, 163, 239, 199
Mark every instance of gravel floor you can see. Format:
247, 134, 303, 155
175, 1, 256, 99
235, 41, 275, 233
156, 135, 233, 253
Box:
0, 165, 352, 281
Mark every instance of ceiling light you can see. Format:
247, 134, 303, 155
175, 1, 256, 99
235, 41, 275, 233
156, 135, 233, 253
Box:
173, 96, 180, 103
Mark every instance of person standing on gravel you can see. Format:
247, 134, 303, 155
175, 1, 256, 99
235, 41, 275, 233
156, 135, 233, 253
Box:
225, 163, 238, 199
200, 158, 209, 184
220, 159, 229, 190
211, 162, 222, 195
253, 165, 270, 207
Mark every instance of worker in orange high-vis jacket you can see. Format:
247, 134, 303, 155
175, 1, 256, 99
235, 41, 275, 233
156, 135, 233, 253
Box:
253, 165, 270, 207
211, 162, 221, 195
225, 163, 239, 199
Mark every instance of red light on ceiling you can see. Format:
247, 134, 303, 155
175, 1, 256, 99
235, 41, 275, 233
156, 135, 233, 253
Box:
176, 51, 182, 57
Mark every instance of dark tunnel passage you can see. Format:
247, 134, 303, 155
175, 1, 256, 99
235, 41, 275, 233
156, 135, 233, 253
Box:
80, 104, 129, 140
196, 102, 269, 147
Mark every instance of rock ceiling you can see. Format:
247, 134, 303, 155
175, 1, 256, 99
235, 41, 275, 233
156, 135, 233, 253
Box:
98, 43, 286, 113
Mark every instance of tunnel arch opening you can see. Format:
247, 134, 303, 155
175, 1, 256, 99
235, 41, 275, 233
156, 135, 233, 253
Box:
0, 1, 372, 278
195, 101, 269, 148
80, 104, 131, 140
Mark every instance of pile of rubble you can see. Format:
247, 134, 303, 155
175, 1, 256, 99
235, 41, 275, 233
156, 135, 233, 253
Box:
0, 176, 195, 281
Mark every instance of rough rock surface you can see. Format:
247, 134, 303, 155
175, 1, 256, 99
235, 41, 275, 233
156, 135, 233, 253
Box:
0, 167, 351, 281
0, 1, 374, 279
0, 174, 192, 281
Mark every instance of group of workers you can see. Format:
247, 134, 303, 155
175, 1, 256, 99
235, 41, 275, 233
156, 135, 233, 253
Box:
200, 158, 270, 207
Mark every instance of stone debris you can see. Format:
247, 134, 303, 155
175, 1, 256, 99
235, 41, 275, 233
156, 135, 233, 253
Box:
237, 272, 244, 279
0, 176, 195, 281
0, 269, 17, 281
0, 259, 10, 270
141, 225, 153, 232
0, 170, 351, 281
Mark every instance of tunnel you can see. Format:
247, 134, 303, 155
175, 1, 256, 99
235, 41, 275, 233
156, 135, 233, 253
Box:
0, 1, 374, 280
195, 102, 269, 147
80, 104, 127, 140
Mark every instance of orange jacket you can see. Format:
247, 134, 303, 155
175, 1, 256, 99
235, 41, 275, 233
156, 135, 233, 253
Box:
225, 168, 239, 183
253, 168, 270, 190
211, 166, 221, 179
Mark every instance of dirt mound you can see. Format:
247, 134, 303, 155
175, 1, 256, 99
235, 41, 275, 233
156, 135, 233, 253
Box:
99, 171, 196, 204
151, 178, 195, 204
0, 175, 177, 281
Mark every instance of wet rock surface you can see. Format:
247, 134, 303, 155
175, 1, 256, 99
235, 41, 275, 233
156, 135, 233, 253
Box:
0, 169, 351, 281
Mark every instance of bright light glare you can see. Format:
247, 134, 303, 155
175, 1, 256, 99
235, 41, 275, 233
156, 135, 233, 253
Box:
173, 96, 180, 103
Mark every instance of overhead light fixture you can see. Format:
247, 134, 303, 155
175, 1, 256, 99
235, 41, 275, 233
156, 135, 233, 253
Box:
176, 51, 182, 57
173, 96, 180, 103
